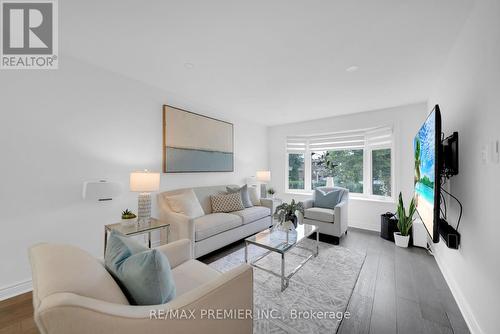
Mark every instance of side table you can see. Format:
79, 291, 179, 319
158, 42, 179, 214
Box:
104, 218, 170, 256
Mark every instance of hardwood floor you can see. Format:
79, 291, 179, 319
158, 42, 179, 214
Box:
0, 228, 469, 334
0, 292, 37, 334
338, 228, 470, 334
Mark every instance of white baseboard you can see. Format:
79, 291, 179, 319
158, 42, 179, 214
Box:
0, 280, 32, 301
348, 221, 379, 232
432, 248, 483, 334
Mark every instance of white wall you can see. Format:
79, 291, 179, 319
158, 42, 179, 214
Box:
0, 56, 268, 298
267, 103, 426, 231
429, 0, 500, 333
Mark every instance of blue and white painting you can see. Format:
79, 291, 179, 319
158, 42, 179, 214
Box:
163, 105, 234, 173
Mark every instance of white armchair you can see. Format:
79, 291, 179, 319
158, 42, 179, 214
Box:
302, 187, 349, 244
29, 239, 253, 334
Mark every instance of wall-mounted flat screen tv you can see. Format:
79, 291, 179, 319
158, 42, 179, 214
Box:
414, 105, 441, 243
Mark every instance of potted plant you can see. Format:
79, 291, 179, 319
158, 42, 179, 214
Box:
394, 193, 416, 248
267, 187, 276, 199
274, 199, 304, 230
121, 209, 137, 226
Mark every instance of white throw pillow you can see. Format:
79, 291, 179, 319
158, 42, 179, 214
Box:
166, 190, 204, 218
247, 186, 261, 206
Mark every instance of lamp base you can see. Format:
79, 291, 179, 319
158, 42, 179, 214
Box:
137, 192, 151, 223
260, 184, 267, 198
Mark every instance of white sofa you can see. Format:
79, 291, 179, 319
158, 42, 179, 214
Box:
29, 239, 253, 334
302, 187, 349, 244
159, 185, 273, 258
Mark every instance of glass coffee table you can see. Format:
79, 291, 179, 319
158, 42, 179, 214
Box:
245, 223, 319, 291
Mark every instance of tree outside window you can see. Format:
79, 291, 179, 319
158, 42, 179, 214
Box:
311, 149, 364, 193
288, 153, 305, 189
372, 148, 392, 197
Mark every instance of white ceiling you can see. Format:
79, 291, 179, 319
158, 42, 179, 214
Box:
62, 0, 473, 125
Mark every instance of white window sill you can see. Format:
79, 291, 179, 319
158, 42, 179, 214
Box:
350, 195, 396, 204
284, 191, 395, 204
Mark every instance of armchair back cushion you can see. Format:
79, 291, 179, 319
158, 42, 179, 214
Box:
105, 231, 176, 305
314, 187, 346, 209
29, 243, 129, 309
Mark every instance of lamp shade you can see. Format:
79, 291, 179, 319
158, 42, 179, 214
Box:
130, 171, 160, 192
256, 170, 271, 182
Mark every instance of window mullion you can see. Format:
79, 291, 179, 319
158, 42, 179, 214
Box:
305, 139, 312, 191
364, 146, 371, 196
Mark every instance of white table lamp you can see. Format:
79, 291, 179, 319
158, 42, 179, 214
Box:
256, 170, 271, 198
130, 170, 160, 223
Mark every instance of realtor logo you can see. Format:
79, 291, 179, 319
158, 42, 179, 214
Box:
1, 0, 58, 69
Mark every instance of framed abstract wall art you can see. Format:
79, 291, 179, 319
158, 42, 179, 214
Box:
162, 105, 234, 173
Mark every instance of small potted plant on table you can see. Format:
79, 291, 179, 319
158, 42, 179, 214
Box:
267, 187, 276, 199
394, 193, 416, 248
121, 209, 137, 227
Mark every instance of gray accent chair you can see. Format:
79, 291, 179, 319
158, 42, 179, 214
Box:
302, 187, 349, 244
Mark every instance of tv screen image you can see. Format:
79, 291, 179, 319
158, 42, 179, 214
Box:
414, 106, 441, 242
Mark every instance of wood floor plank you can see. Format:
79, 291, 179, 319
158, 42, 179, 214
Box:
370, 253, 397, 334
337, 292, 373, 334
353, 252, 380, 298
396, 296, 424, 334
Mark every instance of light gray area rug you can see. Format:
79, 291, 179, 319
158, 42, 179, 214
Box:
209, 239, 366, 334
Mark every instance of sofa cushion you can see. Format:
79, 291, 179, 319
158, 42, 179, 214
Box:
314, 188, 344, 209
247, 186, 261, 206
231, 206, 271, 225
194, 213, 243, 241
210, 192, 245, 213
105, 231, 176, 305
172, 259, 220, 297
165, 189, 205, 218
192, 185, 237, 214
304, 207, 335, 223
227, 184, 253, 208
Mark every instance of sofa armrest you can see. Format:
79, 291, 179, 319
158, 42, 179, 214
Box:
155, 239, 192, 268
35, 264, 253, 334
259, 198, 273, 210
334, 200, 348, 234
302, 199, 314, 209
163, 211, 195, 243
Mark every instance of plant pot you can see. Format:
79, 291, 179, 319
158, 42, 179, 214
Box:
394, 232, 410, 248
285, 214, 298, 228
281, 220, 294, 231
121, 218, 137, 227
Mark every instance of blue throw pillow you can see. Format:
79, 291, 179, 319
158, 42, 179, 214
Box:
105, 231, 176, 305
314, 188, 344, 209
227, 184, 253, 208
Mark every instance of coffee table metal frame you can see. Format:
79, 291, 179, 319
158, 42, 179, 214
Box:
244, 224, 319, 292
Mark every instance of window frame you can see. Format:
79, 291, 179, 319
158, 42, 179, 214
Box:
286, 151, 307, 192
285, 127, 396, 202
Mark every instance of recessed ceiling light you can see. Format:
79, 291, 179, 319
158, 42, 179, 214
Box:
346, 66, 359, 72
184, 63, 194, 69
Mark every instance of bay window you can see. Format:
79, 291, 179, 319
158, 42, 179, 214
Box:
286, 126, 394, 200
